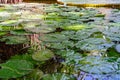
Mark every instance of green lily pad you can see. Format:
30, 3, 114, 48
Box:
0, 26, 23, 31
0, 32, 7, 36
0, 11, 11, 21
10, 29, 32, 35
0, 20, 21, 26
103, 26, 120, 41
0, 36, 28, 44
21, 14, 45, 20
29, 69, 44, 80
25, 26, 55, 33
76, 38, 112, 51
32, 49, 54, 61
0, 60, 33, 78
0, 7, 6, 12
42, 73, 76, 80
39, 34, 68, 42
95, 14, 105, 17
62, 24, 89, 31
45, 40, 74, 49
76, 56, 120, 74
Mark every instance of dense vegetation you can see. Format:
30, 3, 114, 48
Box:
0, 3, 120, 80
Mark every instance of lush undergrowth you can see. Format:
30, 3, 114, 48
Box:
0, 3, 120, 80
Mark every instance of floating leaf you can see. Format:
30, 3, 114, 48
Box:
42, 73, 76, 80
10, 29, 32, 35
32, 49, 54, 61
39, 34, 68, 42
0, 32, 7, 36
21, 14, 45, 20
25, 26, 55, 33
103, 26, 120, 41
0, 20, 21, 26
0, 11, 11, 21
76, 38, 112, 51
10, 54, 36, 64
0, 36, 28, 44
71, 28, 99, 40
0, 60, 33, 78
62, 24, 89, 31
76, 56, 120, 74
95, 14, 105, 17
46, 40, 74, 49
29, 69, 44, 80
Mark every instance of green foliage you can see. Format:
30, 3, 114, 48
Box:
76, 56, 120, 74
42, 73, 76, 80
0, 32, 7, 36
0, 20, 21, 26
32, 49, 54, 61
10, 29, 32, 35
40, 34, 68, 43
10, 54, 36, 64
0, 60, 34, 78
0, 36, 29, 44
76, 38, 112, 51
62, 24, 89, 31
0, 3, 120, 80
29, 69, 44, 80
103, 26, 120, 41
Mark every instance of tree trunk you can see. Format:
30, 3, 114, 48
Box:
0, 0, 23, 4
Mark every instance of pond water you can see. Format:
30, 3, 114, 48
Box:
0, 1, 120, 80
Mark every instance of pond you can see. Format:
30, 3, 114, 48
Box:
0, 1, 120, 80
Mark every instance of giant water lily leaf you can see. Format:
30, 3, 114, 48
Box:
107, 12, 120, 23
0, 7, 6, 12
71, 28, 99, 40
56, 50, 82, 65
29, 69, 44, 80
94, 14, 105, 17
0, 11, 11, 21
107, 23, 120, 27
42, 73, 76, 80
76, 38, 113, 51
0, 32, 7, 36
76, 56, 120, 74
0, 36, 28, 44
45, 40, 74, 49
32, 49, 54, 61
0, 26, 23, 31
61, 31, 75, 38
10, 54, 36, 65
10, 29, 32, 35
22, 21, 41, 28
62, 24, 89, 31
39, 34, 68, 42
0, 60, 33, 78
21, 14, 45, 21
106, 47, 120, 57
22, 21, 55, 33
25, 26, 55, 33
103, 26, 120, 41
0, 20, 21, 26
45, 43, 66, 49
